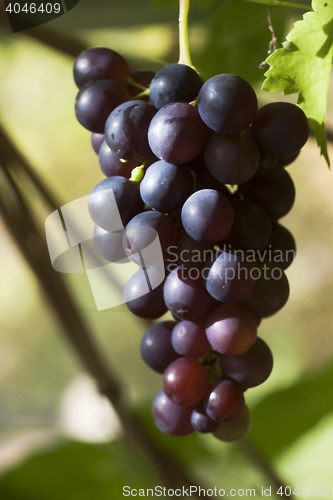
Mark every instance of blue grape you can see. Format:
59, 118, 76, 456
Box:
124, 268, 167, 320
261, 222, 296, 271
91, 133, 105, 154
191, 405, 220, 433
171, 320, 211, 358
197, 74, 258, 134
93, 225, 128, 263
74, 47, 130, 88
140, 161, 194, 213
174, 229, 214, 271
99, 140, 140, 178
140, 321, 179, 373
152, 390, 194, 436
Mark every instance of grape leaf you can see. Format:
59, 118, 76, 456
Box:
263, 0, 333, 166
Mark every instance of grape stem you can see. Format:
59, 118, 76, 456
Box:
178, 0, 194, 68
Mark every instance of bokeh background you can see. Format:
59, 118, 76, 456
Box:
0, 0, 333, 498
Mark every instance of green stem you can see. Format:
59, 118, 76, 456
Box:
244, 0, 309, 9
178, 0, 193, 67
131, 88, 150, 100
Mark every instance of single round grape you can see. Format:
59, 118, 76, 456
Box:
204, 131, 260, 185
124, 268, 167, 320
175, 229, 214, 271
91, 132, 105, 154
197, 74, 258, 134
204, 379, 245, 422
125, 211, 178, 267
261, 222, 296, 271
152, 390, 194, 436
140, 161, 194, 213
219, 337, 273, 389
276, 150, 300, 168
148, 102, 209, 164
126, 70, 155, 101
206, 304, 257, 356
251, 102, 309, 156
213, 405, 251, 442
238, 167, 295, 220
74, 47, 130, 88
163, 357, 209, 407
191, 404, 220, 433
206, 251, 257, 303
99, 140, 140, 178
163, 266, 218, 322
105, 100, 157, 162
222, 199, 272, 251
93, 225, 128, 263
75, 79, 130, 133
88, 176, 143, 230
181, 189, 234, 244
149, 63, 202, 109
239, 261, 290, 318
140, 321, 179, 373
171, 320, 211, 358
253, 151, 278, 178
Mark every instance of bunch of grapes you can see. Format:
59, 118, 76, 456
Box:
73, 46, 309, 442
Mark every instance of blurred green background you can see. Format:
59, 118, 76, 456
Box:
0, 0, 333, 498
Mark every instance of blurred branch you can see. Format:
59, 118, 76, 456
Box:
0, 124, 205, 496
0, 5, 86, 58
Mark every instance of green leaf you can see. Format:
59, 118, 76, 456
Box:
249, 363, 333, 460
263, 0, 333, 166
0, 439, 158, 500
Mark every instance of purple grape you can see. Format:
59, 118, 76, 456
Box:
171, 320, 211, 358
163, 266, 218, 322
163, 357, 209, 407
152, 390, 194, 436
99, 140, 140, 178
251, 102, 309, 157
140, 161, 194, 213
149, 63, 202, 109
124, 268, 167, 320
148, 102, 209, 164
260, 222, 296, 271
74, 47, 130, 88
205, 304, 257, 356
206, 251, 257, 303
75, 79, 130, 133
181, 189, 234, 244
213, 405, 251, 442
238, 167, 295, 220
204, 131, 260, 185
191, 405, 220, 433
88, 176, 143, 230
91, 133, 105, 154
197, 74, 258, 134
219, 337, 273, 390
204, 379, 245, 422
105, 100, 157, 162
140, 321, 179, 373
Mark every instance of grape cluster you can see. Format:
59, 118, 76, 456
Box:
73, 47, 309, 442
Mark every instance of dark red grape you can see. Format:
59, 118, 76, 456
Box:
213, 405, 251, 442
105, 100, 157, 162
251, 102, 309, 156
181, 189, 234, 244
140, 321, 179, 373
171, 320, 211, 358
74, 47, 130, 88
163, 266, 218, 322
191, 404, 220, 433
222, 199, 272, 252
140, 161, 194, 213
204, 131, 259, 184
75, 79, 130, 133
124, 268, 167, 320
88, 176, 143, 230
238, 167, 295, 220
152, 390, 194, 436
148, 102, 209, 164
204, 379, 245, 422
206, 251, 257, 303
197, 74, 258, 134
219, 337, 273, 389
206, 304, 257, 356
149, 63, 202, 109
163, 357, 209, 406
99, 140, 140, 178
